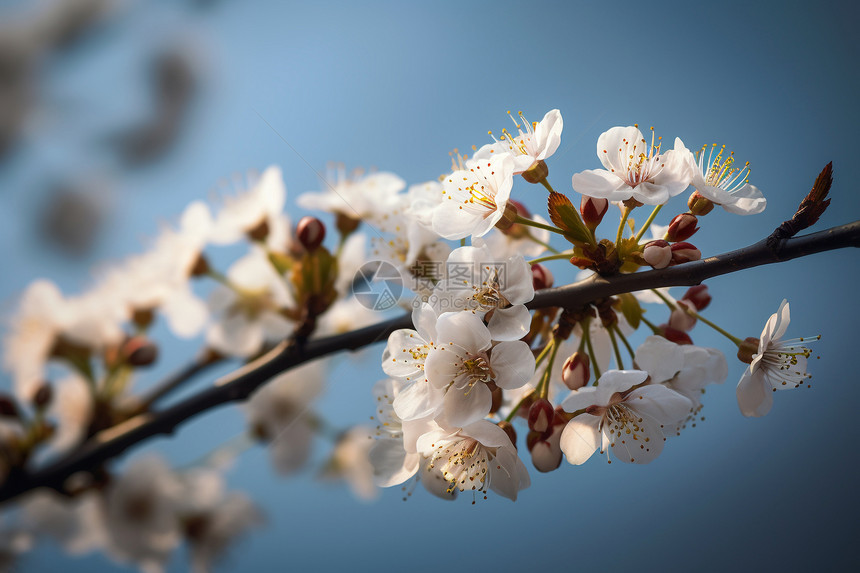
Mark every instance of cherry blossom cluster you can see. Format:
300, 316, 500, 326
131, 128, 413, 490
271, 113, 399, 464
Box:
0, 106, 826, 569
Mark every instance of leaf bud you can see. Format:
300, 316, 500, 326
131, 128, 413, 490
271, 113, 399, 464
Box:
561, 352, 590, 390
521, 159, 549, 184
297, 216, 326, 252
666, 213, 699, 242
670, 242, 701, 264
642, 240, 672, 269
531, 263, 554, 291
580, 195, 609, 230
737, 337, 761, 364
688, 191, 715, 216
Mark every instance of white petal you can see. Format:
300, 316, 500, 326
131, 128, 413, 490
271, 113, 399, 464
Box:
439, 382, 492, 428
736, 368, 773, 417
490, 341, 535, 390
634, 335, 685, 383
487, 305, 531, 341
560, 415, 601, 465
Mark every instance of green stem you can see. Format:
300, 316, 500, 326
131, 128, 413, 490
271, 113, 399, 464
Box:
525, 231, 560, 254
539, 337, 561, 399
460, 238, 466, 247
640, 315, 662, 335
614, 325, 636, 360
515, 215, 567, 236
607, 327, 625, 370
528, 252, 573, 265
583, 319, 602, 383
534, 339, 555, 367
505, 390, 535, 423
616, 205, 633, 245
651, 288, 744, 346
634, 204, 663, 243
539, 179, 555, 194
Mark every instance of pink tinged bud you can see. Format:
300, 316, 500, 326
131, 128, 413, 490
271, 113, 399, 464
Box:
530, 437, 563, 473
580, 195, 609, 229
531, 263, 554, 291
668, 300, 697, 332
297, 216, 326, 251
642, 240, 672, 269
670, 242, 701, 264
682, 285, 711, 311
528, 399, 554, 435
660, 324, 693, 345
666, 213, 700, 242
561, 352, 590, 390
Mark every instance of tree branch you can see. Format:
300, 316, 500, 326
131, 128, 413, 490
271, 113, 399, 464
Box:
1, 220, 857, 504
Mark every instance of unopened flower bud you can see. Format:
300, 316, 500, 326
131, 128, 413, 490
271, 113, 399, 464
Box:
580, 195, 609, 230
495, 202, 519, 232
528, 398, 554, 435
666, 213, 700, 242
642, 240, 672, 269
531, 263, 554, 291
297, 216, 326, 252
335, 212, 360, 237
561, 352, 590, 390
497, 420, 517, 449
660, 324, 693, 345
0, 395, 19, 418
123, 337, 159, 367
521, 159, 548, 184
247, 218, 270, 242
682, 285, 711, 311
668, 299, 697, 332
530, 436, 563, 473
670, 242, 701, 264
737, 337, 761, 364
688, 191, 715, 216
33, 383, 53, 409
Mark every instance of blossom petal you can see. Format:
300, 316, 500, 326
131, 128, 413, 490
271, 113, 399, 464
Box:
490, 341, 535, 390
560, 414, 601, 465
487, 305, 531, 341
439, 382, 492, 428
736, 368, 773, 417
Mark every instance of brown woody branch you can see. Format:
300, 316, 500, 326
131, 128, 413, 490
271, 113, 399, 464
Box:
0, 220, 857, 505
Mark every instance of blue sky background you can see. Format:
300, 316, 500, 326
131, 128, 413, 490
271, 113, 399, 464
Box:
1, 0, 858, 571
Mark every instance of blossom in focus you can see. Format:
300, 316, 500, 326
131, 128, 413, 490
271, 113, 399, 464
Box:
571, 125, 694, 205
689, 144, 766, 215
559, 370, 692, 464
473, 109, 563, 174
416, 419, 530, 501
736, 300, 815, 417
432, 153, 515, 240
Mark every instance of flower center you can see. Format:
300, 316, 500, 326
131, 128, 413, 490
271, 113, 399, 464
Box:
459, 355, 494, 392
427, 438, 491, 495
696, 143, 750, 193
619, 125, 664, 187
761, 335, 819, 388
490, 110, 537, 157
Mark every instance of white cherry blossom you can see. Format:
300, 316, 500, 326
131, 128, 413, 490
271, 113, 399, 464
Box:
424, 312, 534, 427
416, 419, 530, 501
560, 370, 692, 465
473, 109, 563, 173
572, 126, 694, 205
737, 300, 816, 417
690, 143, 766, 215
433, 153, 515, 240
297, 167, 405, 223
209, 166, 289, 245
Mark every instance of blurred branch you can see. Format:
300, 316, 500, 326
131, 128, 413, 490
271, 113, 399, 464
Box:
0, 220, 857, 504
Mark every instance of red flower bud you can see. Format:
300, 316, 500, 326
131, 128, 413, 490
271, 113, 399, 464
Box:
531, 263, 554, 291
660, 324, 693, 345
123, 337, 159, 367
297, 216, 326, 251
642, 240, 672, 269
670, 242, 701, 264
668, 299, 697, 332
561, 352, 590, 390
528, 398, 554, 435
682, 285, 711, 311
666, 213, 699, 242
580, 195, 609, 229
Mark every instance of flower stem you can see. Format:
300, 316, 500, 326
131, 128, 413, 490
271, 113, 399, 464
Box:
528, 252, 573, 265
634, 204, 663, 243
525, 231, 560, 254
534, 339, 555, 367
614, 324, 636, 360
504, 390, 534, 423
539, 337, 561, 399
651, 288, 744, 346
607, 327, 625, 370
616, 205, 633, 245
583, 319, 601, 383
515, 215, 567, 236
640, 315, 662, 335
539, 179, 555, 194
